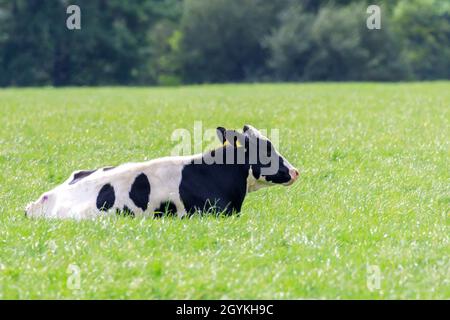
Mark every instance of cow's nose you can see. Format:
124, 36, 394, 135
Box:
289, 168, 299, 180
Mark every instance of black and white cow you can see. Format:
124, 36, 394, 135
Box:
25, 125, 299, 219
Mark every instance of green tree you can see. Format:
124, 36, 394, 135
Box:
265, 3, 409, 81
393, 0, 450, 79
179, 0, 288, 83
147, 20, 182, 85
0, 0, 60, 86
263, 4, 315, 80
0, 0, 448, 85
0, 0, 182, 86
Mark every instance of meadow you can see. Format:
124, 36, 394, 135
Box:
0, 83, 448, 299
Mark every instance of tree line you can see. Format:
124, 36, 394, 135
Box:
0, 0, 448, 86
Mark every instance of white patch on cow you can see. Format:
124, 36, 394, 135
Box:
246, 168, 265, 192
26, 155, 200, 219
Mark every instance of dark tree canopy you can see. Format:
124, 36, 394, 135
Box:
0, 0, 448, 86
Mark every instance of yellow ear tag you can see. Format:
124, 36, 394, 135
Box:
223, 140, 242, 147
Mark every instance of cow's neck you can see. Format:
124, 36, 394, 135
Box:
198, 146, 271, 193
179, 148, 251, 214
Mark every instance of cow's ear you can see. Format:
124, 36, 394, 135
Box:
242, 124, 260, 139
226, 130, 247, 147
217, 127, 246, 147
216, 127, 227, 144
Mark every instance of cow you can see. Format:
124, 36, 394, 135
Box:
25, 125, 299, 219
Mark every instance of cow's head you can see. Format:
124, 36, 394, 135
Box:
216, 125, 299, 191
25, 192, 55, 218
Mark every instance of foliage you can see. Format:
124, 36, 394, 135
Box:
393, 0, 450, 79
0, 0, 448, 85
179, 0, 285, 83
263, 4, 316, 80
265, 3, 409, 81
147, 20, 182, 85
0, 0, 181, 86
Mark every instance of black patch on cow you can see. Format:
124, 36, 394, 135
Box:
251, 165, 261, 179
265, 156, 291, 183
154, 201, 177, 218
96, 184, 115, 211
69, 170, 96, 185
116, 205, 135, 217
129, 173, 150, 211
179, 148, 249, 215
263, 157, 291, 184
103, 166, 116, 171
249, 138, 291, 184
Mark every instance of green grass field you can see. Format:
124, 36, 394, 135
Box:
0, 83, 449, 299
